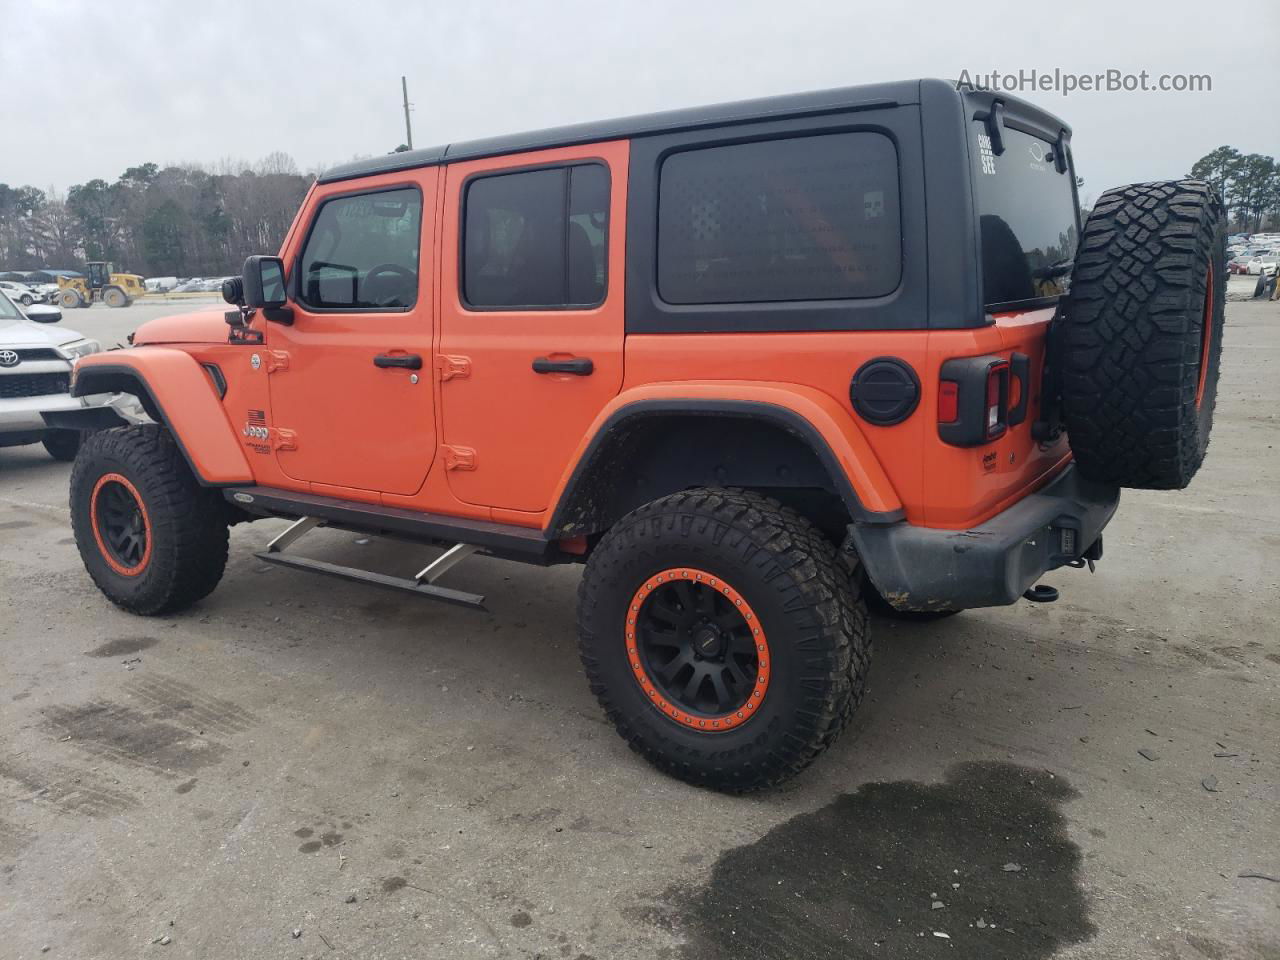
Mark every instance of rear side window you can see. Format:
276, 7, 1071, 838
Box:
657, 132, 902, 304
463, 164, 609, 309
299, 187, 423, 310
973, 123, 1079, 310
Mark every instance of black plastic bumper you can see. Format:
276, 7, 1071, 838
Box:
848, 464, 1120, 612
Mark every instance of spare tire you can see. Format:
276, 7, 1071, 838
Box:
1060, 180, 1225, 489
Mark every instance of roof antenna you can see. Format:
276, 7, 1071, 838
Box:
401, 76, 414, 151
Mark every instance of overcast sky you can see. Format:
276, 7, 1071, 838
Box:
2, 0, 1275, 203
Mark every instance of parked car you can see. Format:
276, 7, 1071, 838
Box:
0, 281, 39, 306
1246, 251, 1278, 275
1228, 253, 1255, 274
61, 79, 1225, 791
0, 290, 128, 461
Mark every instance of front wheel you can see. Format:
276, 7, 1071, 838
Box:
577, 488, 870, 792
70, 425, 230, 615
42, 429, 82, 462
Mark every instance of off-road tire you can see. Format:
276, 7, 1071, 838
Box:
1061, 180, 1226, 489
577, 487, 870, 792
70, 424, 229, 615
103, 286, 128, 308
42, 429, 82, 462
57, 288, 83, 309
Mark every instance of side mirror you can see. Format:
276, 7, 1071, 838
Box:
26, 304, 62, 324
242, 255, 288, 309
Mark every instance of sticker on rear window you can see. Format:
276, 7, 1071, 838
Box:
977, 132, 997, 175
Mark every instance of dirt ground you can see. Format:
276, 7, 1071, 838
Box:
1, 296, 1277, 959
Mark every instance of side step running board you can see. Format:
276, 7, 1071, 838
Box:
255, 552, 486, 610
254, 515, 487, 610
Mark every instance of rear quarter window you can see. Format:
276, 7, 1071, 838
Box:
656, 131, 902, 304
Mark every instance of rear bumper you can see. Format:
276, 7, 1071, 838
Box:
849, 464, 1120, 611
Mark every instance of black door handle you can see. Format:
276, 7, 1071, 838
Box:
374, 353, 423, 369
532, 357, 593, 376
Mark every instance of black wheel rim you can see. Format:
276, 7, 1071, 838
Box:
635, 575, 761, 717
94, 479, 148, 571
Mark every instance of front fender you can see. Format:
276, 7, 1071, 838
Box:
548, 381, 905, 529
73, 348, 253, 485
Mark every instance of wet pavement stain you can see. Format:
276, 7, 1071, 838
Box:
662, 762, 1093, 959
85, 636, 159, 658
43, 701, 227, 775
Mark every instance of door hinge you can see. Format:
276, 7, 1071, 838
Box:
265, 350, 290, 374
435, 354, 471, 381
271, 427, 298, 451
442, 445, 476, 471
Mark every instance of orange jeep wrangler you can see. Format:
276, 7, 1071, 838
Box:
62, 79, 1225, 791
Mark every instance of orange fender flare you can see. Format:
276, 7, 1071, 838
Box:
73, 348, 253, 485
547, 381, 904, 530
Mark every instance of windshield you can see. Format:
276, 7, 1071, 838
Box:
973, 122, 1080, 310
0, 291, 21, 320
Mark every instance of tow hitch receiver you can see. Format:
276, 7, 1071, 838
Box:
1023, 584, 1059, 603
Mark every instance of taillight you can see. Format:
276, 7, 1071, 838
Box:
985, 360, 1009, 439
937, 355, 1011, 447
937, 380, 959, 423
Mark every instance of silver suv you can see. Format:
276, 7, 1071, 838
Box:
0, 290, 124, 461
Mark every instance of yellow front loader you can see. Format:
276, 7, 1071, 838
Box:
57, 262, 145, 308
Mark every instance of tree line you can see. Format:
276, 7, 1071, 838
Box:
1189, 147, 1280, 233
2, 144, 1276, 280
0, 153, 313, 278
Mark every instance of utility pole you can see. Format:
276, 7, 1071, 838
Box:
401, 76, 414, 151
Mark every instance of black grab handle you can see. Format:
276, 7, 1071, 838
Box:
373, 353, 423, 369
532, 357, 593, 376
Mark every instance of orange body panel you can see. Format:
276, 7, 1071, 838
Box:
75, 348, 253, 485
538, 380, 905, 525
265, 167, 441, 497
427, 140, 629, 514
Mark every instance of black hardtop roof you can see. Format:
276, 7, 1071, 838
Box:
317, 79, 1068, 185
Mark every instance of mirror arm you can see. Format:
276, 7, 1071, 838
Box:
263, 306, 294, 326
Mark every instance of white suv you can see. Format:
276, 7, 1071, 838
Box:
0, 281, 40, 306
0, 290, 127, 461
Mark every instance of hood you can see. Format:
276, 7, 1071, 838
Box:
133, 309, 228, 345
0, 316, 87, 348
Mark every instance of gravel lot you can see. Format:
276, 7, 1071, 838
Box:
1, 295, 1277, 959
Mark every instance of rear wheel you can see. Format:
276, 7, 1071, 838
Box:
103, 286, 128, 308
57, 288, 83, 309
42, 429, 82, 462
70, 425, 229, 615
19, 293, 33, 306
1061, 180, 1226, 489
577, 487, 870, 792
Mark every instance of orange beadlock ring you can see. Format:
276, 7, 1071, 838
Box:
1195, 259, 1214, 410
89, 472, 152, 577
625, 567, 770, 732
